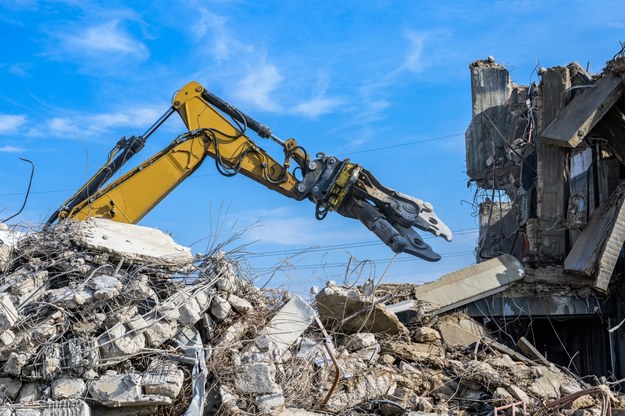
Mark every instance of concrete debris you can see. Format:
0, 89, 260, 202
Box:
0, 216, 622, 415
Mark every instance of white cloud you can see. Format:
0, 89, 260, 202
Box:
32, 107, 162, 139
293, 96, 345, 118
57, 20, 148, 60
0, 145, 24, 153
233, 64, 283, 112
0, 114, 27, 134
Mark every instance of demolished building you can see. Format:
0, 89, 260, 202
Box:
465, 52, 625, 380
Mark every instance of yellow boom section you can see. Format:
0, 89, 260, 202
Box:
67, 81, 301, 223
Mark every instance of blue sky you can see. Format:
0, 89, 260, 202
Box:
1, 0, 624, 293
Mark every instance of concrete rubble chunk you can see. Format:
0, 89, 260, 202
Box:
412, 326, 441, 343
0, 295, 18, 332
234, 363, 279, 394
209, 296, 231, 321
0, 377, 22, 400
227, 294, 253, 314
437, 314, 488, 346
317, 286, 409, 336
142, 360, 184, 399
89, 373, 171, 407
51, 376, 87, 399
343, 332, 377, 352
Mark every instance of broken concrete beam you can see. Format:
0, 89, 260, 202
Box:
542, 75, 623, 147
68, 218, 193, 270
516, 336, 550, 365
564, 182, 625, 291
412, 254, 524, 314
260, 295, 315, 353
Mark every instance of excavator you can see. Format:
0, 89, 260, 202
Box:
46, 81, 451, 261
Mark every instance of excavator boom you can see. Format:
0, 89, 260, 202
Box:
48, 81, 451, 261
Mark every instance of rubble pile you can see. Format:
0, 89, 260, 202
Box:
0, 219, 624, 415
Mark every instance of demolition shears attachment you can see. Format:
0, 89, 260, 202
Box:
296, 154, 452, 262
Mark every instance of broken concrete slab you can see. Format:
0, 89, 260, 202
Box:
565, 182, 625, 291
413, 254, 524, 314
261, 295, 315, 353
68, 218, 193, 269
542, 75, 624, 148
234, 363, 279, 394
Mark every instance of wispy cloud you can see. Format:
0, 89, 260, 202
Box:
401, 32, 428, 73
28, 107, 162, 139
58, 20, 148, 60
192, 8, 251, 61
292, 72, 345, 118
0, 145, 24, 153
0, 114, 27, 134
232, 63, 284, 112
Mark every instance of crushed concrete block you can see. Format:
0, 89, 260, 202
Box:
571, 395, 596, 410
317, 289, 408, 337
414, 254, 524, 314
350, 345, 381, 363
508, 384, 531, 403
343, 333, 377, 352
69, 218, 193, 269
51, 376, 87, 399
2, 352, 29, 376
325, 371, 397, 413
17, 382, 43, 403
143, 318, 179, 348
210, 296, 231, 321
383, 341, 444, 361
89, 373, 171, 407
0, 377, 22, 400
0, 330, 15, 347
89, 274, 122, 300
0, 295, 18, 332
47, 287, 94, 309
261, 295, 315, 353
413, 326, 441, 343
234, 363, 279, 394
142, 360, 184, 399
178, 297, 202, 326
228, 294, 253, 314
493, 387, 515, 404
99, 323, 146, 359
256, 390, 285, 414
0, 245, 10, 272
529, 367, 561, 400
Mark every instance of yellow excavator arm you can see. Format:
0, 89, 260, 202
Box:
48, 81, 452, 261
